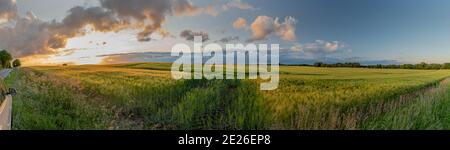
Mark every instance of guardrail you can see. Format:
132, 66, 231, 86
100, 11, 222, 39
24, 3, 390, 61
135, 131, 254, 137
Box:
0, 95, 12, 130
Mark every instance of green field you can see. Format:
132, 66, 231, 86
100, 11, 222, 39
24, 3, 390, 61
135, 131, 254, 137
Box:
5, 63, 450, 129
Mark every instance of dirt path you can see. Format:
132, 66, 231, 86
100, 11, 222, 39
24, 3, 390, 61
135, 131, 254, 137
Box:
0, 69, 12, 79
0, 69, 13, 130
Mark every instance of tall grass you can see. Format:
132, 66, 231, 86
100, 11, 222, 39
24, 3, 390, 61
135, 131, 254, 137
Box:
6, 69, 115, 130
6, 63, 450, 130
8, 67, 268, 129
263, 66, 450, 129
361, 79, 450, 129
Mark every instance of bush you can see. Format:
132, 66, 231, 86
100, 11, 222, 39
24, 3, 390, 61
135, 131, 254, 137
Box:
12, 59, 21, 68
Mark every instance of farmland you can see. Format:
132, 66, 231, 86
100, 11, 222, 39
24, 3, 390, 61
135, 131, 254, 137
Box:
5, 63, 450, 130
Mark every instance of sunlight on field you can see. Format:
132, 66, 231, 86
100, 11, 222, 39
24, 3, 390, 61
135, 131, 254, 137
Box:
7, 63, 450, 129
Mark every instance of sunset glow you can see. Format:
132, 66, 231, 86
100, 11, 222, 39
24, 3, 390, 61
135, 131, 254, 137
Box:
3, 0, 450, 66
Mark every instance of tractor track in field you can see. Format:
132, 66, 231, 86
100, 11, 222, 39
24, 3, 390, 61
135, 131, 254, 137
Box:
399, 77, 450, 102
367, 76, 450, 118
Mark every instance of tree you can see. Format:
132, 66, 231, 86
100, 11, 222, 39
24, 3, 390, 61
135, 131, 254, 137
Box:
0, 50, 13, 68
442, 63, 450, 69
314, 62, 324, 67
12, 59, 21, 68
415, 62, 427, 69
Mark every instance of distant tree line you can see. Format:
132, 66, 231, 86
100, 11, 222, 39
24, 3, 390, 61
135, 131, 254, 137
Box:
313, 62, 361, 68
0, 49, 21, 68
365, 62, 450, 70
282, 62, 450, 70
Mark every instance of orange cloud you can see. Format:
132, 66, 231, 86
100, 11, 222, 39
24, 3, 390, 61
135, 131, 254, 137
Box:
205, 5, 219, 16
0, 0, 211, 58
233, 17, 247, 29
249, 16, 297, 42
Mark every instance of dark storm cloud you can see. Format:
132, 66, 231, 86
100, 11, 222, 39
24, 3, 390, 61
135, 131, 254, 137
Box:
179, 29, 210, 42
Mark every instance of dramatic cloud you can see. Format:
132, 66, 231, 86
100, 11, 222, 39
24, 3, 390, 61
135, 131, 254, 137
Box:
100, 0, 204, 41
0, 0, 212, 58
0, 0, 17, 21
233, 17, 247, 29
249, 16, 297, 41
0, 6, 126, 57
179, 30, 210, 42
58, 6, 128, 37
223, 0, 254, 10
0, 12, 61, 57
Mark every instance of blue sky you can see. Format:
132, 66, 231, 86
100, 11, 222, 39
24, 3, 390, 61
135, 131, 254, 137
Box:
254, 0, 450, 64
3, 0, 450, 65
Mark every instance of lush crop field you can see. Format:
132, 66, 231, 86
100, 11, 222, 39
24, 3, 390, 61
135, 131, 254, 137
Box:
5, 63, 450, 129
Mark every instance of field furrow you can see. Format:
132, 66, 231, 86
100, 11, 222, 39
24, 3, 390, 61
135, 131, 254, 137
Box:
6, 63, 450, 129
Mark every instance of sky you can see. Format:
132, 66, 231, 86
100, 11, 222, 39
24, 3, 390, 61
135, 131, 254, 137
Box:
1, 0, 450, 66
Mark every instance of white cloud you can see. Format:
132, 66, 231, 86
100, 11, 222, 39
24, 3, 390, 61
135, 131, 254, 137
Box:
290, 43, 302, 51
222, 0, 254, 10
295, 40, 347, 58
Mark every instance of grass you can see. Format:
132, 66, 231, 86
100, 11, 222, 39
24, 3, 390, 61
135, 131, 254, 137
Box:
5, 63, 450, 130
361, 78, 450, 129
5, 68, 114, 129
266, 66, 450, 129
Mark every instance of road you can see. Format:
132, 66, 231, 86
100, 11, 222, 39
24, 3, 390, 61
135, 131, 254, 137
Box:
0, 69, 13, 130
0, 69, 12, 79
